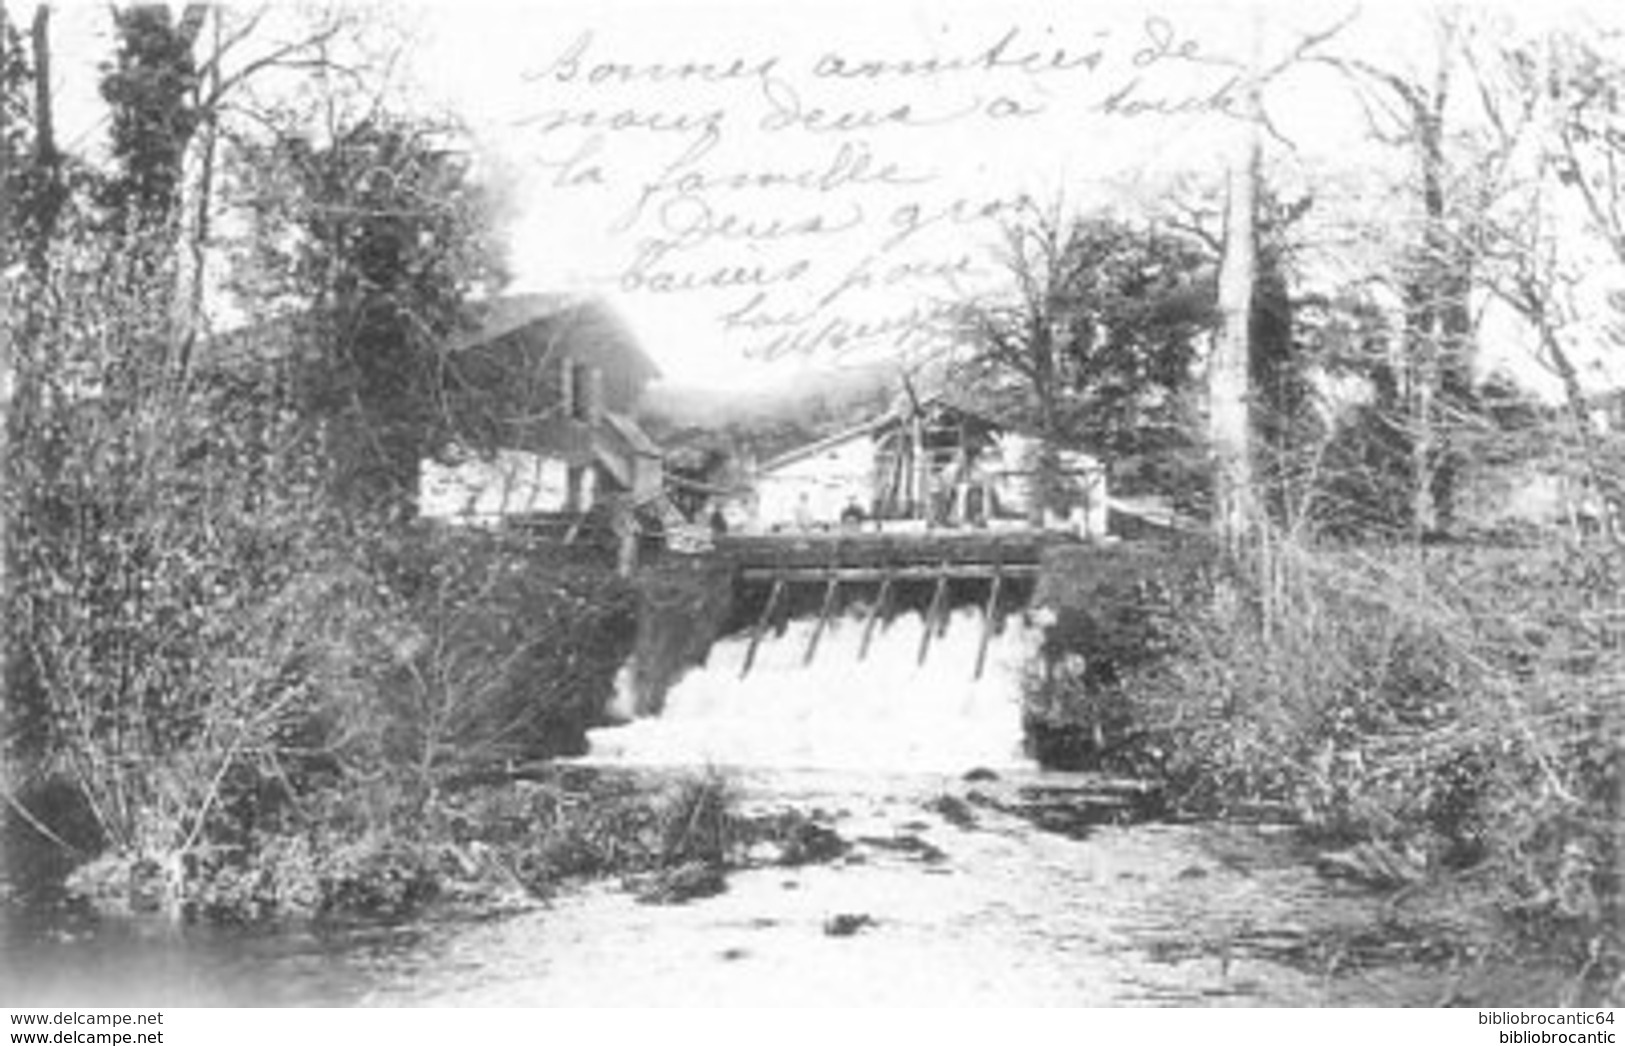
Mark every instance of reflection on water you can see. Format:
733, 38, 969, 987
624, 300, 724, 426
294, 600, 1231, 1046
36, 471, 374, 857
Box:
0, 903, 422, 1006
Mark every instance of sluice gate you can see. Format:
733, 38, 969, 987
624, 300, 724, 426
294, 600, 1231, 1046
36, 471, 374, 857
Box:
713, 529, 1075, 680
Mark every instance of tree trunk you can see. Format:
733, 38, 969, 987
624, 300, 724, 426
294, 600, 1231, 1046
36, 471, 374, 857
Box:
0, 2, 15, 796
1407, 103, 1446, 539
27, 5, 63, 274
1402, 37, 1473, 540
1033, 330, 1059, 527
1211, 114, 1259, 548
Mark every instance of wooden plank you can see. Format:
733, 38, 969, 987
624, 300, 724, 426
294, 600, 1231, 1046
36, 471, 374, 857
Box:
917, 566, 950, 666
715, 530, 1068, 572
741, 564, 1039, 583
975, 567, 1004, 680
803, 572, 841, 666
859, 570, 893, 661
740, 577, 785, 679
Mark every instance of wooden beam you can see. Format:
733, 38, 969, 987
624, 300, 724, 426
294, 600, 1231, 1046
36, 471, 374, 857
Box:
859, 570, 893, 661
741, 564, 1039, 583
975, 566, 1004, 680
741, 577, 785, 678
803, 572, 841, 666
917, 565, 950, 666
716, 530, 1061, 573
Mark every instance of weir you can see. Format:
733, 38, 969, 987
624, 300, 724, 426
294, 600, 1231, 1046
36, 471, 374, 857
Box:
714, 528, 1070, 679
592, 528, 1065, 768
592, 601, 1042, 772
599, 530, 1190, 770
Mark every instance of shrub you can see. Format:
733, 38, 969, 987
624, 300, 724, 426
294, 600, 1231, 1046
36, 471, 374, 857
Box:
355, 525, 637, 779
1025, 532, 1621, 999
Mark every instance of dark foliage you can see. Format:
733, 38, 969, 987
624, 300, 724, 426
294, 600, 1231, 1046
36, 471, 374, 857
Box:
232, 115, 510, 517
955, 203, 1214, 511
363, 525, 638, 768
96, 5, 205, 233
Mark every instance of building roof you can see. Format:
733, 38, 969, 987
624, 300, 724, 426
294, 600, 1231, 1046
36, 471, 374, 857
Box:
446, 293, 662, 385
758, 395, 1007, 474
207, 293, 660, 384
442, 292, 575, 353
758, 416, 893, 474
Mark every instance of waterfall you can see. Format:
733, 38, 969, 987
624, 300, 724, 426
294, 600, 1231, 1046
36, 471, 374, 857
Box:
587, 606, 1040, 773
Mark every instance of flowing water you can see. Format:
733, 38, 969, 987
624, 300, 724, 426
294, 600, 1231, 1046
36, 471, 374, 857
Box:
593, 607, 1037, 773
3, 607, 1474, 1006
357, 608, 1466, 1006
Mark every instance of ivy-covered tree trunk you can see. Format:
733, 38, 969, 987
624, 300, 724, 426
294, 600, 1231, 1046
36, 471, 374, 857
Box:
235, 117, 510, 523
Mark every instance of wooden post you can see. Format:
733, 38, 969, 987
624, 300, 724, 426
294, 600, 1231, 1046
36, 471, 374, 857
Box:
917, 564, 950, 666
859, 569, 893, 661
741, 577, 785, 678
912, 413, 926, 520
975, 565, 1004, 680
804, 571, 840, 666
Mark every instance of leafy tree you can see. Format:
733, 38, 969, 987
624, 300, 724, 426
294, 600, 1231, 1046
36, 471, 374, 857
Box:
232, 114, 510, 518
955, 201, 1214, 516
0, 4, 505, 891
2, 4, 73, 277
96, 4, 208, 237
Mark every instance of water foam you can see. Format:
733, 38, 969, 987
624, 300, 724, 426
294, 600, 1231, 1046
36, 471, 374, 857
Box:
587, 606, 1040, 773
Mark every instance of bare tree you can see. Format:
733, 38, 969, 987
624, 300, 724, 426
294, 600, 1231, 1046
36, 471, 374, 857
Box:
1318, 10, 1488, 537
1464, 23, 1625, 536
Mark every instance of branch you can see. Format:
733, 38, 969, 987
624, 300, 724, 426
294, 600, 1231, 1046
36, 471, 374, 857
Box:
1258, 6, 1362, 85
198, 6, 271, 73
202, 20, 352, 111
1561, 126, 1625, 267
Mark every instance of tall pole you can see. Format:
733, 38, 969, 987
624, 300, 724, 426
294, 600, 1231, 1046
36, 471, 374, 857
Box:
1210, 10, 1261, 549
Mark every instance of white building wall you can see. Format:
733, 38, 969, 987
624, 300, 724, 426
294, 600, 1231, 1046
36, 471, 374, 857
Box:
753, 436, 876, 530
420, 449, 585, 524
984, 433, 1108, 538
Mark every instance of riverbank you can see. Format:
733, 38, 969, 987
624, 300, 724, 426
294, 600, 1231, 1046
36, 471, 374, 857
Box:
1024, 534, 1623, 1005
0, 766, 1508, 1007
1, 763, 858, 1004
6, 763, 1600, 1006
5, 529, 1617, 1006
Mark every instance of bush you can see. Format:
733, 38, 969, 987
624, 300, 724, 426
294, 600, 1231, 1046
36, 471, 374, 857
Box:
1025, 532, 1622, 999
628, 559, 735, 716
2, 144, 632, 927
359, 525, 637, 774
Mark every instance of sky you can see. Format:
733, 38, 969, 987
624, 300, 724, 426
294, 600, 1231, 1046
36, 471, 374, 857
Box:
405, 0, 1393, 390
36, 1, 1625, 397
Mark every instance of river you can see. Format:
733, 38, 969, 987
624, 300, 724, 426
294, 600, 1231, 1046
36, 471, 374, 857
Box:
2, 608, 1482, 1006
